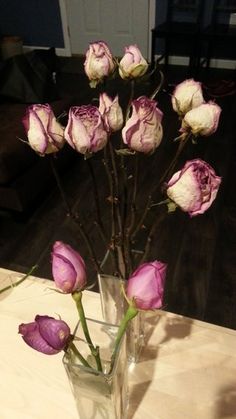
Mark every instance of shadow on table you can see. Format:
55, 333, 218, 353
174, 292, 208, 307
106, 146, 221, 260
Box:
141, 312, 193, 362
128, 312, 193, 417
215, 383, 236, 418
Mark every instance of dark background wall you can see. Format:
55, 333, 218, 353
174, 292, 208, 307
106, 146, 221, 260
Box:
154, 0, 236, 59
0, 0, 64, 48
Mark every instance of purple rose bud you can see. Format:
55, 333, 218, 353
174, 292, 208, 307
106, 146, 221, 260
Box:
126, 261, 167, 310
84, 41, 115, 87
99, 93, 123, 132
122, 96, 163, 153
22, 104, 65, 155
172, 79, 205, 116
52, 241, 87, 293
181, 101, 221, 136
166, 159, 222, 217
64, 105, 108, 154
18, 315, 71, 355
119, 45, 148, 79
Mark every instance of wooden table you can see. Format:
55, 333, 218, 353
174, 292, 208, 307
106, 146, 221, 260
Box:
1, 268, 236, 419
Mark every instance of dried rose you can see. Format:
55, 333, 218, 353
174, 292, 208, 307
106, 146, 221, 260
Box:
181, 101, 221, 136
22, 104, 65, 155
64, 105, 108, 154
52, 241, 87, 293
84, 41, 115, 87
99, 93, 123, 132
119, 45, 148, 79
19, 315, 71, 355
172, 79, 205, 116
122, 96, 163, 153
166, 159, 222, 217
126, 261, 167, 310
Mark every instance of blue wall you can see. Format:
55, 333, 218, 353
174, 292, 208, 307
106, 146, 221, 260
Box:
0, 0, 64, 48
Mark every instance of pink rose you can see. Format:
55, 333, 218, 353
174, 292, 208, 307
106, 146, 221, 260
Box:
52, 241, 87, 293
172, 79, 205, 116
64, 105, 108, 154
122, 96, 163, 153
166, 159, 222, 217
119, 45, 148, 79
99, 93, 123, 132
22, 104, 65, 155
181, 101, 221, 136
19, 315, 71, 355
84, 41, 115, 87
126, 261, 167, 310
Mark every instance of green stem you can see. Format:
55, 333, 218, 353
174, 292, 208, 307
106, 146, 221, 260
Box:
109, 305, 138, 374
72, 291, 103, 372
69, 342, 93, 369
0, 265, 37, 294
149, 70, 164, 100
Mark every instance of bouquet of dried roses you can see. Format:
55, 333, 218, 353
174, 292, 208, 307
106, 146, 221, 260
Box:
21, 42, 222, 283
17, 41, 223, 419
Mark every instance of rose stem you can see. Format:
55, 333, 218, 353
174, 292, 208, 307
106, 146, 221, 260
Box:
109, 305, 138, 374
72, 291, 103, 372
0, 265, 37, 294
49, 154, 101, 273
125, 153, 139, 274
140, 210, 167, 265
149, 70, 165, 100
131, 133, 190, 240
103, 147, 122, 277
68, 342, 93, 369
49, 155, 73, 216
108, 140, 128, 278
86, 158, 107, 244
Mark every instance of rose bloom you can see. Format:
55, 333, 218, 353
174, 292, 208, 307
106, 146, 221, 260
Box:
166, 159, 222, 217
126, 261, 167, 310
181, 101, 221, 136
52, 241, 87, 293
22, 104, 65, 155
19, 315, 71, 355
64, 105, 108, 154
119, 45, 148, 79
122, 96, 163, 153
84, 41, 115, 87
172, 79, 205, 116
99, 93, 123, 132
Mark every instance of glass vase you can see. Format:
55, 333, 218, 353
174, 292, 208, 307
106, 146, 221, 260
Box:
63, 318, 128, 419
98, 272, 145, 364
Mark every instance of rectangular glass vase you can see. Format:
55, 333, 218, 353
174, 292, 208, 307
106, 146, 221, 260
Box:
63, 318, 128, 419
98, 273, 145, 364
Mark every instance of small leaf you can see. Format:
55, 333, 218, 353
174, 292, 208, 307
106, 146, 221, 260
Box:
84, 151, 94, 160
89, 80, 98, 88
167, 201, 177, 213
115, 148, 136, 156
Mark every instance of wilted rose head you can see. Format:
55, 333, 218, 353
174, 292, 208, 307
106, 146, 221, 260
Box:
22, 104, 65, 155
172, 79, 205, 116
181, 101, 222, 136
64, 105, 108, 155
126, 261, 167, 310
99, 93, 123, 133
122, 96, 163, 153
18, 315, 71, 355
119, 45, 148, 79
84, 41, 115, 87
52, 241, 87, 293
166, 159, 222, 217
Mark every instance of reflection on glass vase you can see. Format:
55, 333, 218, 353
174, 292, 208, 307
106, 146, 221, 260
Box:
98, 271, 145, 364
63, 318, 128, 419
